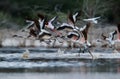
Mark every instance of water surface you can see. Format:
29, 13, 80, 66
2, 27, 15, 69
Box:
0, 47, 120, 79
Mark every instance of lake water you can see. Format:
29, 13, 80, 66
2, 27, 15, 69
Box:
0, 47, 120, 79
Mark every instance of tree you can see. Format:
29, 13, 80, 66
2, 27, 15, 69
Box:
82, 0, 112, 18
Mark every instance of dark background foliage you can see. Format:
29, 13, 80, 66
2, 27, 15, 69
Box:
0, 0, 120, 29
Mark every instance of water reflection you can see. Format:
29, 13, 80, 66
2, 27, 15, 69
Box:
0, 47, 120, 79
0, 72, 120, 79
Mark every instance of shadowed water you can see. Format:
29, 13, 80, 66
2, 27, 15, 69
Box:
0, 47, 120, 79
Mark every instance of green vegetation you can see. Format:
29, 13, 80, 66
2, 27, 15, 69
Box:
0, 0, 120, 29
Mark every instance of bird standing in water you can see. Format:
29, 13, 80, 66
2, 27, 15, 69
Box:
22, 49, 30, 59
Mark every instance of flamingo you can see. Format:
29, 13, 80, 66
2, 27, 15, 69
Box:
38, 19, 52, 41
64, 28, 94, 58
102, 30, 117, 47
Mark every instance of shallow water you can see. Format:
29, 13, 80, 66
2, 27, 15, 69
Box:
1, 72, 120, 79
0, 47, 120, 79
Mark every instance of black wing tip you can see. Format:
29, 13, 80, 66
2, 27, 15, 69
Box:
75, 10, 82, 16
37, 13, 45, 20
68, 12, 74, 24
113, 30, 117, 35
